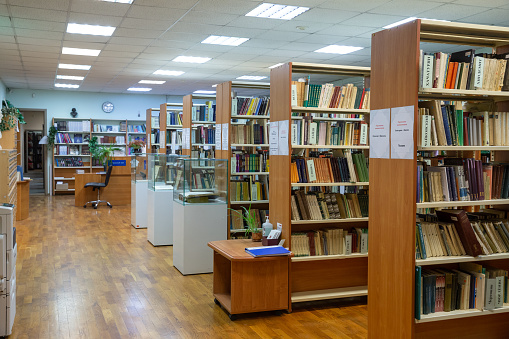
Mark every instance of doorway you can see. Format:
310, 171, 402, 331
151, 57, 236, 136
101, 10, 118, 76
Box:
19, 110, 46, 195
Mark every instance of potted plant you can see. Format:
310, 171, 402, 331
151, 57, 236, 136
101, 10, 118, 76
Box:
230, 205, 262, 242
1, 100, 26, 132
128, 140, 145, 154
47, 126, 58, 148
97, 145, 121, 170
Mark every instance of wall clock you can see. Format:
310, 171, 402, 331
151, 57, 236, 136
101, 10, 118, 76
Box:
102, 101, 114, 113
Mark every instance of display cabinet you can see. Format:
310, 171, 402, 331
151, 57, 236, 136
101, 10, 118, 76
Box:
130, 154, 148, 229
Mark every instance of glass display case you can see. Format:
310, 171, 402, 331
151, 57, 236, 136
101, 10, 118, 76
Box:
130, 154, 148, 229
131, 154, 148, 182
147, 154, 187, 191
173, 158, 228, 205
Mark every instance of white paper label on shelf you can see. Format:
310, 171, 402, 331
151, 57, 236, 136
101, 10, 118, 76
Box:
159, 130, 165, 148
306, 159, 317, 182
390, 105, 414, 160
221, 123, 229, 150
269, 121, 279, 155
183, 128, 190, 149
215, 124, 222, 150
291, 84, 298, 106
278, 119, 289, 156
369, 108, 390, 159
171, 132, 177, 154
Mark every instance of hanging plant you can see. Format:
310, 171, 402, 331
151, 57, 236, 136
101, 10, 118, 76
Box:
47, 126, 58, 148
1, 100, 26, 131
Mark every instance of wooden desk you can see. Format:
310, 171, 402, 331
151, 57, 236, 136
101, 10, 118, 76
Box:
74, 158, 131, 206
16, 180, 30, 221
207, 239, 291, 319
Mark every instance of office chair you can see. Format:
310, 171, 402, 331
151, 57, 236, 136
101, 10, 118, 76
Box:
83, 165, 113, 209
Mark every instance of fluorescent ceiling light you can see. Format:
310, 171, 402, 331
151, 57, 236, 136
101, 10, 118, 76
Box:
62, 47, 101, 57
100, 0, 133, 3
236, 75, 267, 80
314, 45, 363, 54
58, 63, 91, 70
56, 75, 85, 81
128, 87, 152, 92
201, 35, 249, 46
139, 80, 166, 84
194, 90, 216, 94
55, 83, 79, 89
383, 17, 451, 29
153, 70, 185, 76
67, 23, 116, 36
245, 3, 309, 20
173, 56, 211, 64
212, 84, 218, 88
269, 63, 284, 68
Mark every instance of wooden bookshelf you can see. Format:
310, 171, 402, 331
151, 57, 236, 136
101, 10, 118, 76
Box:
368, 19, 509, 338
181, 94, 216, 157
146, 108, 160, 153
269, 62, 370, 304
215, 81, 271, 238
159, 103, 183, 155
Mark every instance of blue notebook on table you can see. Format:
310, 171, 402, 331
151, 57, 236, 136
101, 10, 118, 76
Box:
245, 245, 291, 257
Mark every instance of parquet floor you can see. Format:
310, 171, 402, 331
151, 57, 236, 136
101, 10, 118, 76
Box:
12, 195, 367, 339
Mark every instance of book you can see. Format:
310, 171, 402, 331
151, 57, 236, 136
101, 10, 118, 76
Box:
245, 245, 290, 257
436, 210, 483, 257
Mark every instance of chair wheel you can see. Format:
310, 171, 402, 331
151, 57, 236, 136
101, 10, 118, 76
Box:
93, 205, 97, 209
109, 205, 112, 208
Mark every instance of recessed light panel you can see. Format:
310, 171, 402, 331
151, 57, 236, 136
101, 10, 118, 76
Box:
139, 80, 166, 84
383, 17, 451, 29
201, 35, 249, 46
55, 84, 80, 89
153, 70, 185, 76
194, 90, 216, 94
58, 63, 91, 70
269, 63, 284, 69
101, 0, 133, 3
56, 75, 85, 81
314, 45, 363, 54
245, 3, 309, 20
128, 87, 152, 92
67, 23, 116, 36
173, 56, 211, 64
236, 75, 267, 80
62, 47, 101, 57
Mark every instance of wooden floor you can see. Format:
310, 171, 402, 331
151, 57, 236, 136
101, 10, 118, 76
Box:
12, 195, 368, 339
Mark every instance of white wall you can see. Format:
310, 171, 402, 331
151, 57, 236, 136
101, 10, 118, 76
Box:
0, 80, 6, 104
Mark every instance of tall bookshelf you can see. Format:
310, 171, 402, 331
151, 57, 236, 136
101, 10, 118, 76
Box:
215, 81, 271, 238
146, 108, 160, 153
181, 94, 216, 157
369, 19, 509, 338
52, 118, 145, 194
269, 62, 371, 303
159, 102, 183, 155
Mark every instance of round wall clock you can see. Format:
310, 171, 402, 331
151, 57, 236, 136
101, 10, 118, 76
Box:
102, 101, 114, 113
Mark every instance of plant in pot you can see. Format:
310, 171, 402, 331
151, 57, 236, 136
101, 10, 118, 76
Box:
1, 100, 26, 132
97, 145, 121, 170
128, 140, 145, 154
230, 205, 262, 242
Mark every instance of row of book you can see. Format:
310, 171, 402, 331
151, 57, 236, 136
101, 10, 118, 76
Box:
231, 122, 267, 145
420, 49, 509, 91
128, 135, 146, 144
292, 228, 368, 257
192, 101, 216, 122
230, 179, 269, 202
417, 159, 509, 203
191, 126, 215, 145
291, 151, 369, 184
54, 157, 84, 167
98, 136, 125, 144
292, 80, 370, 109
230, 209, 269, 230
55, 120, 90, 132
166, 130, 182, 146
291, 190, 368, 221
190, 149, 214, 167
55, 145, 81, 156
416, 263, 509, 319
127, 124, 146, 133
92, 124, 121, 132
151, 117, 160, 129
231, 151, 269, 173
418, 100, 509, 146
174, 169, 215, 191
167, 111, 183, 126
56, 133, 86, 144
291, 119, 368, 146
232, 97, 270, 116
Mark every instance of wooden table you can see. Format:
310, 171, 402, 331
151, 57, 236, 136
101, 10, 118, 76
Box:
207, 239, 291, 319
16, 180, 30, 221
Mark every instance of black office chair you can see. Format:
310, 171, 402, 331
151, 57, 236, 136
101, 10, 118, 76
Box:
83, 165, 113, 209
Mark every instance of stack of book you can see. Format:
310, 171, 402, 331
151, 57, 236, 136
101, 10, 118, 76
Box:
92, 124, 121, 132
127, 124, 146, 132
291, 190, 368, 221
98, 136, 125, 144
231, 122, 267, 144
230, 179, 269, 202
232, 97, 270, 116
420, 49, 509, 91
166, 130, 182, 145
55, 157, 84, 167
192, 101, 215, 122
55, 120, 90, 132
291, 227, 368, 257
292, 80, 370, 109
231, 151, 269, 173
56, 133, 83, 143
167, 111, 183, 126
291, 151, 368, 183
416, 158, 509, 202
191, 125, 215, 144
291, 118, 368, 146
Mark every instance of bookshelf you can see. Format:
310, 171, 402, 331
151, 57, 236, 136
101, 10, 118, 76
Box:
369, 19, 509, 338
159, 103, 183, 155
52, 118, 145, 194
181, 94, 216, 157
215, 81, 271, 239
146, 108, 160, 153
269, 62, 371, 303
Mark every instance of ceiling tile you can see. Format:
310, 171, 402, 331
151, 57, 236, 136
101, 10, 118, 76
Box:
319, 0, 390, 12
226, 16, 284, 30
134, 0, 194, 9
104, 44, 146, 53
113, 28, 165, 39
120, 18, 171, 30
368, 1, 443, 16
316, 24, 376, 37
16, 37, 61, 46
256, 30, 309, 42
192, 0, 257, 15
68, 12, 124, 26
0, 16, 11, 27
18, 44, 61, 53
108, 36, 154, 46
240, 38, 287, 49
70, 0, 130, 16
64, 33, 111, 44
14, 28, 64, 40
415, 4, 490, 21
12, 18, 66, 31
158, 31, 208, 42
8, 6, 68, 22
339, 13, 407, 28
180, 11, 239, 25
127, 5, 187, 21
458, 9, 509, 25
151, 40, 197, 49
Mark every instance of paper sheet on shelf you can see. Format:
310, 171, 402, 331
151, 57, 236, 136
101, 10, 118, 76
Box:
390, 105, 414, 160
369, 108, 390, 159
270, 120, 279, 155
221, 123, 229, 151
215, 124, 222, 150
278, 119, 289, 156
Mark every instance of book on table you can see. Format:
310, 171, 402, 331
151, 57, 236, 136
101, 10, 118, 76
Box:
245, 245, 291, 257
